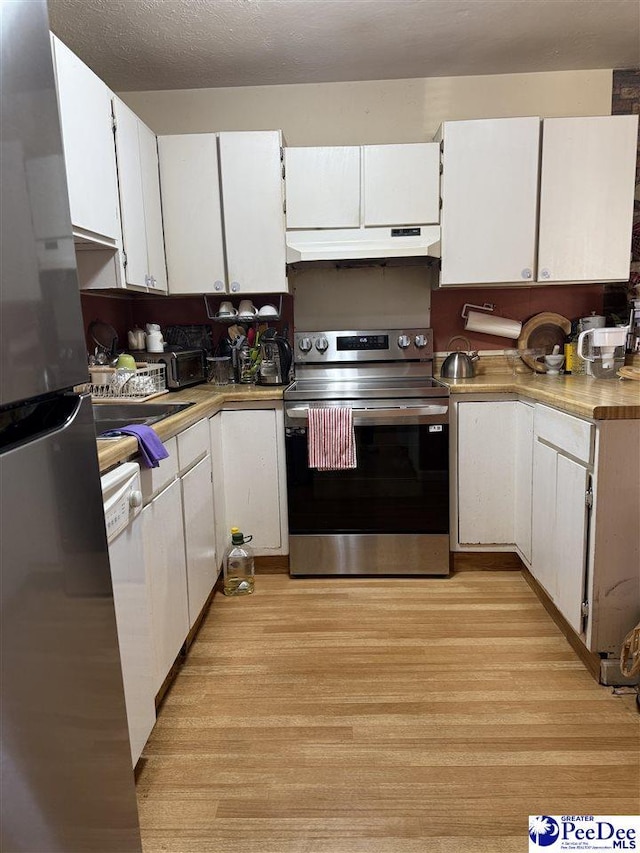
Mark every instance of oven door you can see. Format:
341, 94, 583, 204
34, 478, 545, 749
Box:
285, 400, 450, 575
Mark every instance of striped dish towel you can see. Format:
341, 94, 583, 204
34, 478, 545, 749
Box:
308, 406, 357, 471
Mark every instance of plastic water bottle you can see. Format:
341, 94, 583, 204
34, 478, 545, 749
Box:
223, 528, 255, 596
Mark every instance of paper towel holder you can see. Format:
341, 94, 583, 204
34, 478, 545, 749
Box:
461, 302, 522, 339
461, 302, 495, 320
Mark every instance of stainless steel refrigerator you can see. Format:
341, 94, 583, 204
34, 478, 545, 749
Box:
0, 2, 143, 850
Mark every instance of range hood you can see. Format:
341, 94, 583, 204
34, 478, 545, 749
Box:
286, 225, 441, 263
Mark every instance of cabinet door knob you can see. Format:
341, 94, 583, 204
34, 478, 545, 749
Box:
540, 268, 550, 280
521, 268, 532, 280
231, 281, 240, 293
214, 280, 224, 292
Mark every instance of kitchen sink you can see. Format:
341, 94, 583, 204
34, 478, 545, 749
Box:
93, 401, 195, 437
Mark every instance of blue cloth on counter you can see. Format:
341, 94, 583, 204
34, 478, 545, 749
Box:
99, 425, 169, 468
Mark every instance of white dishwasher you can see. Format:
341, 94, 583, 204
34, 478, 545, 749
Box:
101, 462, 156, 765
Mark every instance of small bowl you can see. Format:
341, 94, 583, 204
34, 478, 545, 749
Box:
116, 354, 137, 371
544, 354, 565, 375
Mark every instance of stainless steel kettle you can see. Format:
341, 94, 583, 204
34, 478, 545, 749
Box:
257, 331, 293, 386
440, 336, 479, 379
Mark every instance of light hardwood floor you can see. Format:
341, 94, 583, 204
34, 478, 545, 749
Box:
136, 572, 639, 853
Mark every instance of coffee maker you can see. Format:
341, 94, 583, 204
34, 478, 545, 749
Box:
257, 332, 293, 386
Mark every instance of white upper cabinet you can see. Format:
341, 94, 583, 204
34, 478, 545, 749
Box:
439, 117, 541, 286
138, 122, 168, 293
363, 143, 440, 226
285, 147, 361, 228
537, 116, 638, 283
219, 131, 288, 294
113, 99, 167, 293
51, 35, 121, 246
439, 115, 638, 287
158, 133, 225, 294
113, 99, 147, 289
285, 143, 440, 231
159, 131, 287, 294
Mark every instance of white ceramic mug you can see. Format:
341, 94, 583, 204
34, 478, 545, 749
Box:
257, 304, 278, 318
218, 301, 237, 317
238, 299, 257, 317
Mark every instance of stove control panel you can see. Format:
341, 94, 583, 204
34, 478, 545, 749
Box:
294, 329, 433, 363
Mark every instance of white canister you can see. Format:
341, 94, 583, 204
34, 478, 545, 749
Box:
146, 330, 164, 353
464, 311, 522, 339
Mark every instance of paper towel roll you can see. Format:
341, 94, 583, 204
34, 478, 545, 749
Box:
464, 311, 522, 339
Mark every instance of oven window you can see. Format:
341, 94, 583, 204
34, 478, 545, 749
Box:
286, 424, 449, 534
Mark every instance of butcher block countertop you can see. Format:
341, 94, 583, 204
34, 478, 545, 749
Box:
96, 385, 284, 473
97, 375, 638, 473
441, 373, 640, 420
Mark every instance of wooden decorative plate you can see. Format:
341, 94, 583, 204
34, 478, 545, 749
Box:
517, 312, 572, 372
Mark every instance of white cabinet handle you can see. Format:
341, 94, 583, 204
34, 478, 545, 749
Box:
214, 280, 224, 292
521, 268, 532, 280
231, 281, 240, 293
540, 268, 550, 280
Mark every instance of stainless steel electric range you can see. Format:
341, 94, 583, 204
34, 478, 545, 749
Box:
284, 329, 451, 576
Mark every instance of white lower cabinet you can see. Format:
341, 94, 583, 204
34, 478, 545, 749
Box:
142, 477, 189, 694
454, 396, 640, 680
531, 405, 592, 634
210, 406, 288, 555
140, 419, 219, 695
457, 400, 517, 545
514, 402, 534, 564
530, 438, 557, 597
209, 412, 229, 574
177, 418, 218, 628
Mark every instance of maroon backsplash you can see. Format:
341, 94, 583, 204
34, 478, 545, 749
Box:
81, 292, 133, 355
80, 292, 295, 355
430, 284, 604, 352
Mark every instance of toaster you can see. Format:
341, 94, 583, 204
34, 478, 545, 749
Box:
143, 349, 205, 390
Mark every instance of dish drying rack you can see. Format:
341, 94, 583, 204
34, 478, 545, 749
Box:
88, 363, 169, 402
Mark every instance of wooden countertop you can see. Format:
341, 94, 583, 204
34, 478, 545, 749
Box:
97, 374, 638, 473
440, 373, 640, 420
96, 384, 284, 473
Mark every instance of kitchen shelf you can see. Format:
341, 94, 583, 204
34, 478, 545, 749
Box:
203, 294, 283, 324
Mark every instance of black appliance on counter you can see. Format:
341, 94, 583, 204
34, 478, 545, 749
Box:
257, 330, 293, 386
284, 329, 451, 577
144, 348, 206, 389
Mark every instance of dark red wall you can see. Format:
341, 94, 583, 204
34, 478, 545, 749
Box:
430, 284, 604, 352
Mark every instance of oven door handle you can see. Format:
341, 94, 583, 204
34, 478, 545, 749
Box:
285, 404, 449, 426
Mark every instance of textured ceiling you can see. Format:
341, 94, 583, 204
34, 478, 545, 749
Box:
47, 0, 640, 92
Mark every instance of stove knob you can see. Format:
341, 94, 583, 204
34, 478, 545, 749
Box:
315, 336, 329, 353
397, 334, 411, 349
415, 334, 429, 348
298, 337, 312, 353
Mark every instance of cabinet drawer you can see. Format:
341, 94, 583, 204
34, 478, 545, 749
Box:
534, 405, 593, 464
177, 418, 210, 473
140, 436, 178, 502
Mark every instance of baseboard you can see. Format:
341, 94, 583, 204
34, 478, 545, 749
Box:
255, 554, 290, 573
452, 551, 524, 572
522, 569, 601, 681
